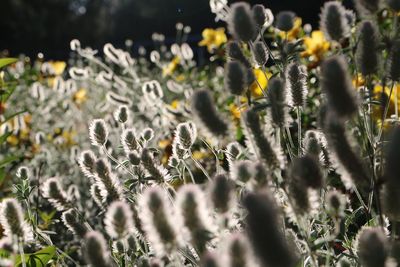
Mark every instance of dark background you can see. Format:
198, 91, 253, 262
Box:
0, 0, 353, 60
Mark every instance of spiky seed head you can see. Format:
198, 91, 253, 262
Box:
225, 142, 241, 166
62, 209, 89, 238
231, 160, 253, 183
225, 234, 256, 267
252, 4, 266, 29
176, 121, 197, 150
114, 105, 129, 124
168, 156, 180, 168
83, 231, 112, 267
90, 184, 104, 207
191, 89, 229, 137
128, 151, 141, 165
0, 198, 33, 242
275, 11, 296, 32
320, 1, 349, 42
225, 41, 251, 69
42, 177, 69, 211
252, 41, 268, 68
104, 201, 135, 239
139, 187, 181, 256
224, 61, 247, 96
253, 162, 268, 185
16, 166, 30, 180
121, 129, 139, 153
141, 128, 154, 142
356, 227, 389, 267
355, 20, 380, 76
325, 190, 345, 217
386, 0, 400, 10
303, 130, 322, 157
209, 174, 234, 214
79, 150, 97, 177
388, 40, 400, 82
285, 62, 308, 107
141, 148, 170, 182
321, 55, 358, 119
228, 2, 256, 42
201, 252, 222, 267
287, 174, 311, 215
89, 119, 108, 147
243, 191, 295, 267
267, 77, 289, 128
289, 155, 324, 189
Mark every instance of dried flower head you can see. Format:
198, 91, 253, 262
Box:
228, 2, 256, 42
209, 174, 234, 214
176, 121, 197, 150
252, 4, 266, 29
267, 77, 290, 128
114, 105, 129, 124
275, 11, 296, 32
121, 129, 139, 154
141, 148, 171, 182
94, 158, 123, 201
16, 166, 30, 180
224, 234, 257, 267
320, 1, 349, 42
62, 209, 89, 238
224, 61, 247, 96
252, 41, 268, 68
388, 40, 400, 82
79, 150, 97, 178
226, 41, 252, 69
356, 227, 389, 267
42, 177, 70, 211
83, 231, 112, 267
325, 190, 346, 217
89, 119, 109, 147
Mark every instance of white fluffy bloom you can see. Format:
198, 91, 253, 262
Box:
104, 201, 135, 239
0, 198, 33, 242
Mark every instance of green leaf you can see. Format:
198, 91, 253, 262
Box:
0, 58, 17, 69
0, 155, 21, 168
15, 246, 56, 267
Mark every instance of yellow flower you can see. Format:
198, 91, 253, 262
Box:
162, 56, 181, 77
175, 74, 186, 82
192, 150, 209, 160
61, 130, 77, 146
198, 28, 227, 53
372, 84, 400, 121
352, 74, 365, 88
73, 88, 87, 105
229, 103, 241, 120
249, 69, 272, 97
278, 18, 302, 41
301, 30, 330, 61
170, 100, 180, 110
48, 61, 66, 76
6, 135, 19, 146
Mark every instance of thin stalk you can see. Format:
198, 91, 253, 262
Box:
297, 107, 302, 157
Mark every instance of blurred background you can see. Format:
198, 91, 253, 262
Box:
0, 0, 353, 59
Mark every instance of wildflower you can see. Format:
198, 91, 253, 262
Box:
226, 41, 252, 69
198, 28, 227, 53
228, 2, 256, 42
79, 150, 97, 178
209, 174, 234, 214
175, 121, 197, 150
249, 68, 272, 97
386, 0, 400, 11
83, 231, 112, 267
356, 227, 389, 267
73, 88, 87, 105
42, 177, 70, 211
89, 119, 108, 147
301, 30, 330, 61
16, 166, 30, 180
243, 191, 296, 267
141, 148, 171, 182
242, 108, 284, 169
275, 11, 296, 32
371, 84, 400, 123
139, 187, 181, 256
252, 4, 266, 30
320, 1, 349, 42
90, 184, 104, 207
48, 61, 66, 76
104, 201, 135, 239
0, 198, 33, 242
95, 158, 123, 201
388, 40, 400, 82
162, 56, 181, 77
252, 41, 268, 68
62, 209, 89, 238
321, 55, 358, 119
355, 20, 380, 77
224, 61, 247, 96
114, 105, 129, 124
176, 184, 213, 253
121, 129, 139, 154
285, 62, 308, 108
191, 89, 229, 137
267, 77, 290, 128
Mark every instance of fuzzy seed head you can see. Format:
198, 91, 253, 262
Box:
226, 41, 252, 69
285, 62, 308, 107
252, 4, 266, 29
84, 231, 112, 267
289, 155, 324, 189
231, 160, 253, 183
0, 198, 33, 242
321, 56, 358, 119
121, 129, 139, 154
356, 20, 380, 76
62, 209, 89, 238
224, 61, 247, 96
388, 40, 400, 82
267, 77, 289, 128
252, 41, 268, 68
141, 128, 154, 142
209, 174, 234, 214
275, 11, 296, 32
225, 142, 242, 167
325, 190, 346, 217
89, 119, 108, 147
104, 201, 135, 239
228, 2, 256, 42
355, 0, 382, 14
191, 89, 229, 137
320, 1, 349, 42
225, 234, 256, 267
42, 177, 70, 211
114, 105, 129, 124
79, 150, 97, 177
16, 166, 30, 180
356, 227, 389, 267
176, 121, 197, 150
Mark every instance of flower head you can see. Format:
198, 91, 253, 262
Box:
198, 28, 227, 53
